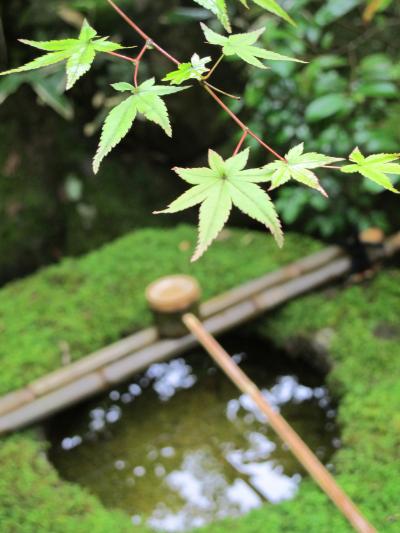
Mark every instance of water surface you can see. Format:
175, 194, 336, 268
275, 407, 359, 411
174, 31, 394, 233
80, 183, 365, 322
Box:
48, 335, 339, 531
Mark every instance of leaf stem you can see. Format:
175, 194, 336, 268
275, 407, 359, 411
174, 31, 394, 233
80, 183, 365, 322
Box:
202, 54, 224, 81
107, 0, 180, 66
233, 130, 249, 155
323, 165, 342, 170
203, 81, 240, 100
134, 42, 148, 87
106, 50, 137, 64
107, 0, 287, 162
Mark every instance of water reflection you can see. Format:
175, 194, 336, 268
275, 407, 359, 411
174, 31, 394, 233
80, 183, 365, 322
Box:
48, 336, 339, 532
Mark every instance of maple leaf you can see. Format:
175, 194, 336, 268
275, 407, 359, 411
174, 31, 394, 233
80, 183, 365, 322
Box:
262, 143, 343, 196
0, 19, 125, 90
341, 148, 400, 194
193, 0, 231, 32
155, 148, 283, 261
238, 0, 295, 26
163, 54, 211, 85
193, 0, 294, 30
201, 24, 304, 68
93, 78, 189, 173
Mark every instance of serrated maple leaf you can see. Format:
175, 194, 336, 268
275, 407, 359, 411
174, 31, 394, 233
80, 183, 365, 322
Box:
163, 54, 211, 85
193, 0, 295, 31
155, 148, 283, 261
201, 24, 304, 69
341, 148, 400, 194
193, 0, 231, 32
238, 0, 295, 26
93, 78, 189, 173
0, 19, 125, 90
262, 143, 343, 196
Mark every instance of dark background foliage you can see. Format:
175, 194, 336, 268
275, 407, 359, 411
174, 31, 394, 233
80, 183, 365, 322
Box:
0, 0, 399, 284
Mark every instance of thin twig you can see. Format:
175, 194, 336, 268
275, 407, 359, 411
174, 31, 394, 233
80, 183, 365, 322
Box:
107, 0, 180, 66
107, 0, 288, 162
233, 130, 249, 155
203, 81, 240, 100
106, 50, 137, 64
202, 54, 224, 81
134, 42, 148, 87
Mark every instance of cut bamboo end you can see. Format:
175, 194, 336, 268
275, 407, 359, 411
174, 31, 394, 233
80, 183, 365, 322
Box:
359, 228, 386, 265
359, 227, 385, 245
146, 275, 201, 337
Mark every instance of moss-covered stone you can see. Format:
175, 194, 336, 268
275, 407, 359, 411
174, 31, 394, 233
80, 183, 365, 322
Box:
220, 271, 400, 532
0, 225, 319, 395
0, 225, 320, 532
0, 433, 134, 533
0, 226, 398, 532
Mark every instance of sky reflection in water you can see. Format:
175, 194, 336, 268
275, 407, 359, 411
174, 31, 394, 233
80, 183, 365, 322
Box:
48, 337, 339, 532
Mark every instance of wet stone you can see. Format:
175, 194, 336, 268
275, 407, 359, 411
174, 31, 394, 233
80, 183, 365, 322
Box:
47, 335, 339, 533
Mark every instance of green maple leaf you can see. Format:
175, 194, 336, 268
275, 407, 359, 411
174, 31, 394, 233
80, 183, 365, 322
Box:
163, 54, 211, 85
193, 0, 231, 32
0, 19, 125, 90
193, 0, 294, 30
262, 143, 343, 196
201, 24, 304, 68
155, 148, 283, 261
238, 0, 295, 26
341, 148, 400, 194
93, 78, 189, 173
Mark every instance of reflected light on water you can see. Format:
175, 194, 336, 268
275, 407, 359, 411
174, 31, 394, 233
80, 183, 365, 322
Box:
48, 337, 339, 533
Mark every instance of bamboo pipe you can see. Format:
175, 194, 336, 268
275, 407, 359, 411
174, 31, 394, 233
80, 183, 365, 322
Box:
182, 313, 377, 533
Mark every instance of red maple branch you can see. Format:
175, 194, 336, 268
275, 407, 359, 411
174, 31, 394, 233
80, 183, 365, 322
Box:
106, 0, 287, 162
107, 0, 180, 66
106, 50, 137, 64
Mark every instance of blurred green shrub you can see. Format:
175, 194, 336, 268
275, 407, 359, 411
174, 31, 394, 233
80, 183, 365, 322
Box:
0, 0, 399, 283
236, 0, 400, 237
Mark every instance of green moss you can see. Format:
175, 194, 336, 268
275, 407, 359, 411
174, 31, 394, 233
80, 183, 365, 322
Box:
0, 225, 319, 533
0, 433, 134, 533
0, 226, 398, 532
0, 225, 319, 395
221, 270, 400, 533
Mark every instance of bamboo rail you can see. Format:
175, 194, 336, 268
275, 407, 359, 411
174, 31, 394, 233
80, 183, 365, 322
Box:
0, 245, 345, 417
183, 313, 377, 533
0, 232, 399, 434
